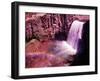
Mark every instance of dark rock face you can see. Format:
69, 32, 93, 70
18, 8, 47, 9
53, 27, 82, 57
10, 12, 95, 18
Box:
25, 13, 89, 42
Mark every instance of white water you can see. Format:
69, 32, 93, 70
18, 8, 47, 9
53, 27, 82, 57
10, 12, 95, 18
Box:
67, 20, 84, 51
48, 20, 84, 63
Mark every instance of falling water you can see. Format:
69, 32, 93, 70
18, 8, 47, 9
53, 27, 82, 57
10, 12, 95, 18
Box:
48, 20, 84, 63
67, 20, 84, 51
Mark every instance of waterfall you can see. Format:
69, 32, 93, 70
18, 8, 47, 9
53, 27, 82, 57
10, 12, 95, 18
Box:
67, 20, 84, 51
47, 20, 84, 63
